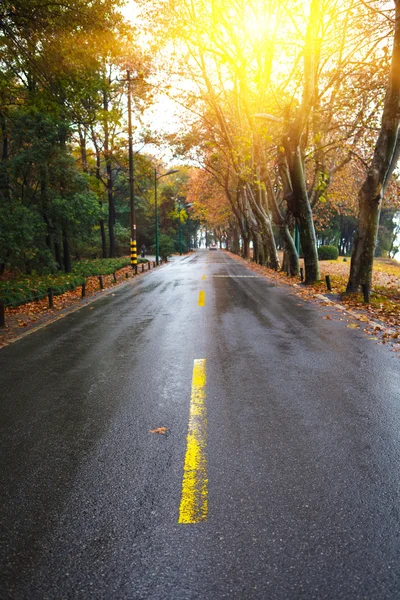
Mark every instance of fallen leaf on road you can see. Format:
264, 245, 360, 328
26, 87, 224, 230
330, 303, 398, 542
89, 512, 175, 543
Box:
149, 427, 169, 435
346, 323, 360, 329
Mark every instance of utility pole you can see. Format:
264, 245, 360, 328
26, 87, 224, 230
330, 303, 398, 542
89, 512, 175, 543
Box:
127, 70, 137, 272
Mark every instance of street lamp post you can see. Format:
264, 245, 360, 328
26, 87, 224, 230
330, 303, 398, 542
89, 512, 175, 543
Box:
178, 197, 183, 256
154, 169, 179, 265
176, 198, 193, 256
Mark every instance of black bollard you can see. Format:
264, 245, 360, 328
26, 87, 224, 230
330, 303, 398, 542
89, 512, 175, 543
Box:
325, 275, 332, 291
48, 287, 54, 308
0, 299, 5, 328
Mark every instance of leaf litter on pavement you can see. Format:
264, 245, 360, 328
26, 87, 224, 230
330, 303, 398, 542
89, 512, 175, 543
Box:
149, 427, 169, 435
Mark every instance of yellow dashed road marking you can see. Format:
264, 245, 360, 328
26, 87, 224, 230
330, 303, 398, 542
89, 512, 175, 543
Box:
178, 359, 208, 524
198, 290, 205, 306
202, 274, 207, 280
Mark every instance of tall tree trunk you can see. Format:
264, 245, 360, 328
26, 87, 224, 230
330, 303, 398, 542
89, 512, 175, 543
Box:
63, 230, 72, 273
94, 145, 107, 258
0, 109, 10, 273
0, 110, 10, 202
347, 0, 400, 293
103, 91, 116, 258
245, 184, 279, 269
271, 152, 300, 276
54, 239, 63, 270
78, 125, 88, 173
232, 228, 240, 254
284, 143, 320, 283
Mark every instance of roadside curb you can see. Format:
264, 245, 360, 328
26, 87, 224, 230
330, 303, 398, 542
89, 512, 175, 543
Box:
313, 293, 397, 335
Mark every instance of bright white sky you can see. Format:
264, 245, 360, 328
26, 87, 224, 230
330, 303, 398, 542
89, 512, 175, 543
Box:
120, 0, 190, 163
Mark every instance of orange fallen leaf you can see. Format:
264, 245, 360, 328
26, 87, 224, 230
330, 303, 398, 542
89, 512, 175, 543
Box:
149, 427, 169, 435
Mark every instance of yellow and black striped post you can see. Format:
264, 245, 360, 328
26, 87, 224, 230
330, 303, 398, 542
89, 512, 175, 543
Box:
130, 238, 138, 273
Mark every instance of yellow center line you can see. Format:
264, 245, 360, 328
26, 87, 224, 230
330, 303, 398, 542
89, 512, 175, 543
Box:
178, 359, 208, 524
202, 274, 207, 280
198, 290, 205, 306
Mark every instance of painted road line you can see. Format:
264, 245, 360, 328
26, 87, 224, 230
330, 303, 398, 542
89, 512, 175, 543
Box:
211, 275, 262, 278
178, 359, 208, 524
198, 290, 205, 306
202, 274, 207, 280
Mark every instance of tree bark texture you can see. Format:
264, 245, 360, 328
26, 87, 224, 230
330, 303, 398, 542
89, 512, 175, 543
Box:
284, 144, 320, 283
62, 230, 72, 273
94, 145, 107, 258
264, 170, 299, 276
245, 185, 279, 270
347, 0, 400, 292
103, 91, 116, 258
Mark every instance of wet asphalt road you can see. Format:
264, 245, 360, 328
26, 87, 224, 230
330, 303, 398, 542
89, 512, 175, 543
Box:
1, 249, 400, 599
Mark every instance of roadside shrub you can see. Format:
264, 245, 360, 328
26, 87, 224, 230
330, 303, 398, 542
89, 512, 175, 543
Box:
0, 258, 130, 306
318, 245, 339, 260
151, 234, 175, 260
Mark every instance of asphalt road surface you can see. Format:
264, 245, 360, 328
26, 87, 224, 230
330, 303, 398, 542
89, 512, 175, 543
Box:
1, 249, 400, 599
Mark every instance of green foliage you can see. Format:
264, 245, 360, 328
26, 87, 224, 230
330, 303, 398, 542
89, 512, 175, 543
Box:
72, 258, 130, 277
0, 258, 130, 306
114, 223, 130, 256
318, 245, 339, 260
0, 273, 85, 307
375, 210, 399, 258
0, 202, 57, 274
156, 234, 175, 260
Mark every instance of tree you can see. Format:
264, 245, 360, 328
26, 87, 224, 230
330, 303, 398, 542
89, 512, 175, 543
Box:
347, 1, 400, 293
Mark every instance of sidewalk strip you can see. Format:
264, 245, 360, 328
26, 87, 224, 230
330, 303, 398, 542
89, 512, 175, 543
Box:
178, 359, 208, 524
198, 290, 205, 306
